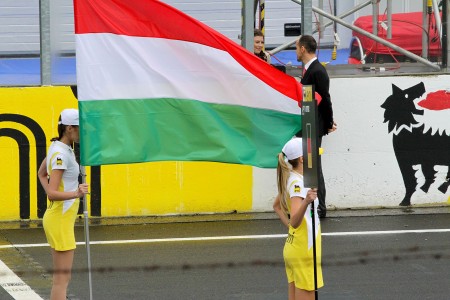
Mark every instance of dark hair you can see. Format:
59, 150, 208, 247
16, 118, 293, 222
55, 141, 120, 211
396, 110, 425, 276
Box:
254, 28, 264, 38
50, 115, 68, 142
299, 35, 317, 53
255, 51, 269, 61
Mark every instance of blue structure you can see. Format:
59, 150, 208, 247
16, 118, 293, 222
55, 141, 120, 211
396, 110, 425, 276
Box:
0, 49, 349, 86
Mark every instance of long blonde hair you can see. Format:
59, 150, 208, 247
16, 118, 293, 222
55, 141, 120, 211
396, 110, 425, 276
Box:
276, 153, 301, 217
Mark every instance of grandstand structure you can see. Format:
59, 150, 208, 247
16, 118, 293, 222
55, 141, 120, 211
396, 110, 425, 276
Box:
1, 0, 448, 86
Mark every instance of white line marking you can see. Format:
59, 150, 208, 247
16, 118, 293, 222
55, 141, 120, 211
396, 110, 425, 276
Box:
0, 260, 43, 300
322, 229, 450, 236
0, 229, 449, 249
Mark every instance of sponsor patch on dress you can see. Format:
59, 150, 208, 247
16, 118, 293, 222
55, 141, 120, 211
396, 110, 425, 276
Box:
294, 185, 300, 193
56, 157, 63, 165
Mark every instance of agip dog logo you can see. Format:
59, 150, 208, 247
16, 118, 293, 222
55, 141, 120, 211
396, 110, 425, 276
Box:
381, 82, 450, 206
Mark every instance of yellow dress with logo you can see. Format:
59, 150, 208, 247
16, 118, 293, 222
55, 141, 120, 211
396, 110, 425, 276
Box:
43, 141, 80, 251
283, 171, 323, 291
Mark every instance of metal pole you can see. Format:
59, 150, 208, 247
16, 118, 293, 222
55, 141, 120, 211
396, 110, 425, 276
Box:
259, 0, 266, 51
333, 0, 337, 33
242, 0, 255, 51
423, 0, 429, 59
318, 0, 324, 38
387, 0, 392, 39
444, 0, 449, 69
311, 201, 318, 300
372, 0, 378, 37
302, 0, 313, 35
39, 0, 51, 86
304, 2, 441, 70
301, 85, 319, 300
432, 0, 443, 42
260, 0, 265, 34
80, 166, 93, 300
271, 0, 372, 54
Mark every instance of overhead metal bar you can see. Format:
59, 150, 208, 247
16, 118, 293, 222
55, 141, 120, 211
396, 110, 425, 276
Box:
270, 0, 372, 54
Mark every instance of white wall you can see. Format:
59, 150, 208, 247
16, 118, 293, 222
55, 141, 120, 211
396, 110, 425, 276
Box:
252, 74, 450, 211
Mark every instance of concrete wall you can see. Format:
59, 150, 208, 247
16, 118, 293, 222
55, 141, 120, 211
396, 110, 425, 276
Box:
1, 74, 449, 221
253, 74, 450, 209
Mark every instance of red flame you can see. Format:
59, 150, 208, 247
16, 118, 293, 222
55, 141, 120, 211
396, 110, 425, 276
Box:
418, 90, 450, 110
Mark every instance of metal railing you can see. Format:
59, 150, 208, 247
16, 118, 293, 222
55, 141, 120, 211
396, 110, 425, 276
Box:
272, 0, 446, 71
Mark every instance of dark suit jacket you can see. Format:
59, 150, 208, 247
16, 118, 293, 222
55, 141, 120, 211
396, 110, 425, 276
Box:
299, 59, 334, 137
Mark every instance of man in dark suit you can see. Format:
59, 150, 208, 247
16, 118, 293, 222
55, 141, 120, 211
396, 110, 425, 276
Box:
295, 35, 337, 218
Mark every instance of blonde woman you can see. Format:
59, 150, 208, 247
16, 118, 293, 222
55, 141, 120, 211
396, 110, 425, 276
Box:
38, 109, 89, 300
273, 137, 323, 300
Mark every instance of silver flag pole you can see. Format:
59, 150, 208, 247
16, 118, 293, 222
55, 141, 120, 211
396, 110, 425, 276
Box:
80, 165, 93, 300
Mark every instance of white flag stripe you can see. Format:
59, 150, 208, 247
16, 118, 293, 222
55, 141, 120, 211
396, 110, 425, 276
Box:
76, 34, 300, 115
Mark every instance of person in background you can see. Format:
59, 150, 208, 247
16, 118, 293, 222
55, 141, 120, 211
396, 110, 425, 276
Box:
254, 28, 271, 63
38, 108, 89, 300
273, 137, 323, 300
295, 35, 337, 218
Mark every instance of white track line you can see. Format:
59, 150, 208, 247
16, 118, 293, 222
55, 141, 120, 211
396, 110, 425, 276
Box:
0, 229, 449, 249
0, 260, 43, 300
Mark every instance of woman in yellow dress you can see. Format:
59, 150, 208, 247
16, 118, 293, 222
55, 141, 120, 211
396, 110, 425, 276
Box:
273, 137, 323, 300
38, 108, 89, 300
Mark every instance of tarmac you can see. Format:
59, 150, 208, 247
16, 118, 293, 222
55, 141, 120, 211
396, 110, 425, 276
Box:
1, 206, 449, 300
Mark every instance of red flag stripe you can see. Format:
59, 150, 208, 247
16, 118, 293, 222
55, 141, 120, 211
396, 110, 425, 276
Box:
74, 0, 303, 102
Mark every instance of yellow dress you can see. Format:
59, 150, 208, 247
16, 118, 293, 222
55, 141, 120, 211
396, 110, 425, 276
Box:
43, 141, 80, 251
283, 171, 323, 291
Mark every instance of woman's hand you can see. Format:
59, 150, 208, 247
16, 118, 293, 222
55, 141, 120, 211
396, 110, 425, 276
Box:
75, 183, 90, 198
305, 188, 317, 204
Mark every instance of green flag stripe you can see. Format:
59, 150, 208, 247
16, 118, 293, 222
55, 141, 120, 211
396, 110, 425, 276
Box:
79, 98, 301, 168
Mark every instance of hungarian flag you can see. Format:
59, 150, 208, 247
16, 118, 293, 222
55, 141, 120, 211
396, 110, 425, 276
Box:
74, 0, 303, 168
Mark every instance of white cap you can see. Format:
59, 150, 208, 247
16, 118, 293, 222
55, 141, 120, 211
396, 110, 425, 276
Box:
282, 137, 303, 160
59, 109, 79, 126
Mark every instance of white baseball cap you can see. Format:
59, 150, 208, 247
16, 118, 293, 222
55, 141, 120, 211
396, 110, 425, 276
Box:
59, 109, 79, 126
282, 137, 303, 160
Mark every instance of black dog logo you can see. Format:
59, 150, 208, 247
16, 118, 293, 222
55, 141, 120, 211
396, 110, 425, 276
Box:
381, 82, 450, 206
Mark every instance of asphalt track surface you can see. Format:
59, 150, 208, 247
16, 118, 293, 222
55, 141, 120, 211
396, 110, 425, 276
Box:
0, 209, 449, 300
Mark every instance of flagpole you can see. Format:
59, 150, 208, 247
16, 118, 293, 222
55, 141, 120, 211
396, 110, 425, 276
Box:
311, 202, 318, 299
80, 165, 93, 300
301, 85, 319, 299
